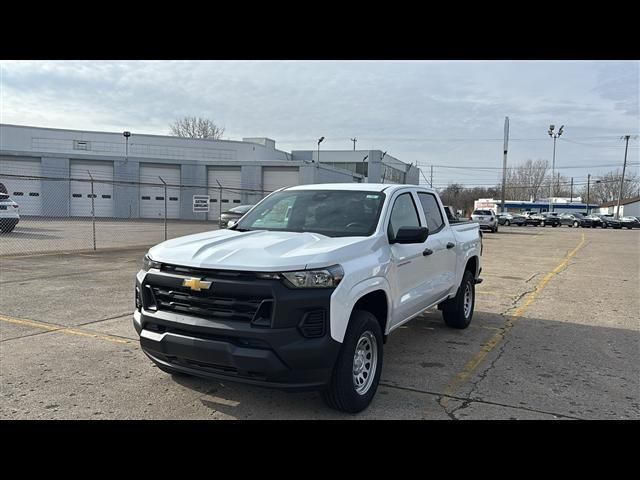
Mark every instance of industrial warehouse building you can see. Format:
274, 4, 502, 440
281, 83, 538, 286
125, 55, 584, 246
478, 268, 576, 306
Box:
0, 124, 419, 220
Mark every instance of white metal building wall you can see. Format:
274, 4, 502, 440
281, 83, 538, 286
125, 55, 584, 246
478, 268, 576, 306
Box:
262, 167, 299, 193
139, 164, 181, 219
0, 157, 43, 215
70, 160, 114, 217
207, 167, 242, 220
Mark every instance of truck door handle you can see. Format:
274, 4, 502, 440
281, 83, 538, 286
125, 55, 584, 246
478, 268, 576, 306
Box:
446, 242, 455, 249
423, 248, 433, 256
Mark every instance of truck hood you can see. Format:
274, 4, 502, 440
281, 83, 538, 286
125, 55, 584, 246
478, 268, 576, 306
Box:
147, 228, 376, 272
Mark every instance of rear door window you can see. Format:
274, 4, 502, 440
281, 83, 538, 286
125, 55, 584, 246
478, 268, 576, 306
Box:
417, 192, 445, 233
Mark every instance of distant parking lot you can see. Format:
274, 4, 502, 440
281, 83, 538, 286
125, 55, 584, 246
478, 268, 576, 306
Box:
1, 226, 638, 419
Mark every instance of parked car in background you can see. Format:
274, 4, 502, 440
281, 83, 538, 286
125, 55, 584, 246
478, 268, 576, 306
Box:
533, 212, 560, 227
471, 209, 498, 232
559, 212, 593, 228
618, 216, 639, 229
596, 214, 622, 229
509, 213, 541, 226
497, 213, 514, 226
219, 204, 254, 228
0, 184, 20, 233
584, 214, 603, 228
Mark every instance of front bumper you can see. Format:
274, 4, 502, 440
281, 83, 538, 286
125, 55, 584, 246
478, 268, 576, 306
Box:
134, 268, 341, 391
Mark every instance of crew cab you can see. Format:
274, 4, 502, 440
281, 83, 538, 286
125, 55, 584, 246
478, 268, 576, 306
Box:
134, 184, 482, 413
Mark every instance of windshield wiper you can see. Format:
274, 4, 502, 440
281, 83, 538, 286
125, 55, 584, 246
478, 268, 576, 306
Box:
233, 227, 253, 232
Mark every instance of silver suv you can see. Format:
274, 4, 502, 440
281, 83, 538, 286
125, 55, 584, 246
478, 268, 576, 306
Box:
471, 209, 498, 233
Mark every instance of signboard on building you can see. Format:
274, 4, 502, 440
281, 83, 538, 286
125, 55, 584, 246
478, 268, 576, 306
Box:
193, 195, 210, 213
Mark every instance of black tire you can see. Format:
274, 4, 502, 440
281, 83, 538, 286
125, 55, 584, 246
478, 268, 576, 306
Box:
540, 220, 546, 227
441, 270, 475, 329
0, 220, 16, 233
573, 221, 579, 228
322, 310, 383, 413
552, 223, 558, 227
505, 220, 510, 226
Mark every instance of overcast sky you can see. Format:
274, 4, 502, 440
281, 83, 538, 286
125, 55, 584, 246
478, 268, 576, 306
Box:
1, 60, 638, 188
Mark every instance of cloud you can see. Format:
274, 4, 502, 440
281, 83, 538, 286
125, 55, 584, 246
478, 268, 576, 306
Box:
1, 60, 637, 186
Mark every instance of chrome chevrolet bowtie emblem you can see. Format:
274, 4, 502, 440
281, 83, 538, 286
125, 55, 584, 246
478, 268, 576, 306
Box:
182, 278, 212, 291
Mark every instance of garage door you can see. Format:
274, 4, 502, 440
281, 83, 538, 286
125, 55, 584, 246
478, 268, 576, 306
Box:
140, 164, 181, 219
0, 157, 43, 215
207, 167, 242, 220
70, 161, 114, 217
263, 167, 299, 194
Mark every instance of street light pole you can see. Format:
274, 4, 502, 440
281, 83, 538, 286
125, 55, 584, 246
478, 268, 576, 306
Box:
317, 136, 325, 167
123, 131, 131, 163
351, 137, 357, 151
501, 116, 509, 214
614, 135, 631, 219
586, 174, 590, 214
548, 124, 564, 212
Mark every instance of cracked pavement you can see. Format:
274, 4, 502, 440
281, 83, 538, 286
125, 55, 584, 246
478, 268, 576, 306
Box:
1, 226, 639, 419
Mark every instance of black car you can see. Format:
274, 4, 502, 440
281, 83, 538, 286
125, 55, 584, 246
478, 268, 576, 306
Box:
219, 204, 254, 228
510, 214, 541, 226
619, 216, 640, 229
533, 212, 560, 227
597, 214, 622, 229
584, 214, 603, 228
559, 212, 593, 228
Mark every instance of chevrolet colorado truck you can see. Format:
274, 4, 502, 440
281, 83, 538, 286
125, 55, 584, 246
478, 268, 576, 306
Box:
134, 184, 483, 413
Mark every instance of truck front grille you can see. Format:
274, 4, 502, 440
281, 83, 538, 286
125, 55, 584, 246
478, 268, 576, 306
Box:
148, 285, 272, 323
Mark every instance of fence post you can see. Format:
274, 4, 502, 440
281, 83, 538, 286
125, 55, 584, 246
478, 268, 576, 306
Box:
159, 176, 167, 241
216, 179, 222, 223
87, 170, 96, 250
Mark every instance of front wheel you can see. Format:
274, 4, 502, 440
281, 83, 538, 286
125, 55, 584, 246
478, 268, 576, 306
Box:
441, 270, 475, 329
505, 220, 510, 226
540, 220, 546, 227
322, 310, 383, 413
573, 221, 579, 228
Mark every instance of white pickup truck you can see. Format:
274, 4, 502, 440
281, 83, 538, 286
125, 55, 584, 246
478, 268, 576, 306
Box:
134, 184, 482, 412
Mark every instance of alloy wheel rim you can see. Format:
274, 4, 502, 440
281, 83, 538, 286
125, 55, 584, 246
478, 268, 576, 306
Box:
352, 331, 377, 395
463, 283, 473, 318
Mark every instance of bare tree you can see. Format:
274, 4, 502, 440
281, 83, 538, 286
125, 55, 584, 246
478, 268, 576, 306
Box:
439, 184, 500, 216
504, 159, 550, 201
579, 169, 640, 205
169, 116, 225, 140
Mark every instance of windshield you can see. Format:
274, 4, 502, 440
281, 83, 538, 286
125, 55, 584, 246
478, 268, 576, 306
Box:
234, 189, 386, 237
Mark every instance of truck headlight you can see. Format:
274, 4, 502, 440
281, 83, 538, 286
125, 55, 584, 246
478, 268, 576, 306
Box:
142, 254, 162, 271
281, 265, 344, 289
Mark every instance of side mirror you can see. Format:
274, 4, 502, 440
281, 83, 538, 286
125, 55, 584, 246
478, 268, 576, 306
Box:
393, 226, 429, 244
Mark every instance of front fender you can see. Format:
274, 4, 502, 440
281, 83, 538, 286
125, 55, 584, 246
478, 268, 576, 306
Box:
330, 276, 392, 343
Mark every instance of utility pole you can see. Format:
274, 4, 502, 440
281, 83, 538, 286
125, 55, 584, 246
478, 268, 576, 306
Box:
501, 116, 509, 214
586, 174, 590, 214
317, 136, 325, 167
351, 138, 357, 151
430, 165, 433, 187
548, 124, 564, 212
614, 135, 632, 219
570, 177, 573, 203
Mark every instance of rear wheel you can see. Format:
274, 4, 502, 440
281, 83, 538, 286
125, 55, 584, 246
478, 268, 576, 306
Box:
573, 221, 579, 228
322, 310, 383, 413
540, 220, 546, 227
441, 270, 475, 329
504, 220, 510, 226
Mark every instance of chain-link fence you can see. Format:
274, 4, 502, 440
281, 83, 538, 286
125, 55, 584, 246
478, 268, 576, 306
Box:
0, 173, 273, 256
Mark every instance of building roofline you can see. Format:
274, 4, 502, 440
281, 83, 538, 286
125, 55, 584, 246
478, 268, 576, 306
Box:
599, 196, 640, 208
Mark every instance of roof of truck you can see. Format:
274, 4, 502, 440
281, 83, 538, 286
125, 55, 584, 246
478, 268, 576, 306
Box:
284, 183, 435, 193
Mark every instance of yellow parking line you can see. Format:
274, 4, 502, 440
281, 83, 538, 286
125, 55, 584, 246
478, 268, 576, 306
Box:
438, 232, 586, 409
0, 314, 134, 345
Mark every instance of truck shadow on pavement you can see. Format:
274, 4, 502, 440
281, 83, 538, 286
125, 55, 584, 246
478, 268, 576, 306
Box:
164, 309, 639, 420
